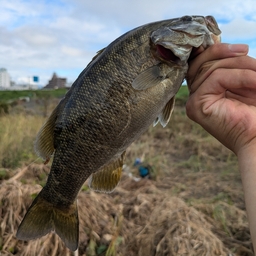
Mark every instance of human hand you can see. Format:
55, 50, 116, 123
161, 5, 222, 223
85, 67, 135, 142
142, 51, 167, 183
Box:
186, 43, 256, 155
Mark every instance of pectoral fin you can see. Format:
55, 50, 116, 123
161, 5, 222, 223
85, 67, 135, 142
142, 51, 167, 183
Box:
89, 152, 125, 193
132, 66, 164, 90
154, 97, 175, 127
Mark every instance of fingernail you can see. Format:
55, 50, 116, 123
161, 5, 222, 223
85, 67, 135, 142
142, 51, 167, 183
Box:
228, 44, 248, 53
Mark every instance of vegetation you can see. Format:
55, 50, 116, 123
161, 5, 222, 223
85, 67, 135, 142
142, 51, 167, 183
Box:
0, 88, 253, 255
0, 88, 68, 103
0, 87, 189, 169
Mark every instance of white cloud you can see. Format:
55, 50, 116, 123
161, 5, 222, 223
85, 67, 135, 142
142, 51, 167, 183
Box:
220, 18, 256, 41
0, 0, 256, 86
61, 46, 84, 57
16, 27, 57, 47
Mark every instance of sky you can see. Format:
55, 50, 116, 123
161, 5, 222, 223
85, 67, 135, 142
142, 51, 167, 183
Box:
1, 0, 256, 87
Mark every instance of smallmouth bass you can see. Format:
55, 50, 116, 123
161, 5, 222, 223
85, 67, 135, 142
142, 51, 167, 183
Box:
16, 15, 221, 250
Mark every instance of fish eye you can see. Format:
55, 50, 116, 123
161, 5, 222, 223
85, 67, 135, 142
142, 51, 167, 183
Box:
181, 16, 192, 22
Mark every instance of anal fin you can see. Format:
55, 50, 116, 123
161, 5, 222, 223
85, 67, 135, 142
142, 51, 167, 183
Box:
89, 152, 125, 193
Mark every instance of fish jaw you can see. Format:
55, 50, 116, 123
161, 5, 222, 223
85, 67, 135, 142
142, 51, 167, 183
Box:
205, 15, 221, 43
150, 15, 221, 65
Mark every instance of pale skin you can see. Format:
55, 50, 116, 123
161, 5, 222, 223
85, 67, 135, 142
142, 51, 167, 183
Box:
186, 43, 256, 251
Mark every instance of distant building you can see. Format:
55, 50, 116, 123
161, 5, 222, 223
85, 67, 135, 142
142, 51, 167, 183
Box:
44, 72, 67, 89
0, 68, 11, 88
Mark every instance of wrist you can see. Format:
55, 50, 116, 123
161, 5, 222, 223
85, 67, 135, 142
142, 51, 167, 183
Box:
236, 141, 256, 252
236, 139, 256, 161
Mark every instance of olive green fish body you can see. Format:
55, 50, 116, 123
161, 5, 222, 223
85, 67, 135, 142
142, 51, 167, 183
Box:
38, 19, 189, 205
16, 15, 221, 250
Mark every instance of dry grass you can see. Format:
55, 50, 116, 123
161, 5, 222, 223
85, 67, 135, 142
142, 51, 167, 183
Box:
0, 173, 252, 255
0, 98, 60, 170
0, 113, 44, 169
0, 101, 253, 255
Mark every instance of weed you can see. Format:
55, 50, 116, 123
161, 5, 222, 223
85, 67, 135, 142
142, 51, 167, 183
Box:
0, 113, 44, 168
97, 244, 107, 255
82, 185, 90, 191
212, 203, 231, 235
211, 192, 233, 205
0, 169, 10, 180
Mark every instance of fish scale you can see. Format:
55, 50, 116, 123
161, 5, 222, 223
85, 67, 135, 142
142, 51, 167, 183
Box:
16, 15, 221, 251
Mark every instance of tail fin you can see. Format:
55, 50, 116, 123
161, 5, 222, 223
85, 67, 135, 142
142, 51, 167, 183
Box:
16, 192, 79, 251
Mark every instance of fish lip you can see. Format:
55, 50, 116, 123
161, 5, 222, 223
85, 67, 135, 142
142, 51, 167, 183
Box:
204, 16, 221, 36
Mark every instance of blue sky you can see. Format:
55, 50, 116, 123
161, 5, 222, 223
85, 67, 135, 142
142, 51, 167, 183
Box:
1, 0, 256, 86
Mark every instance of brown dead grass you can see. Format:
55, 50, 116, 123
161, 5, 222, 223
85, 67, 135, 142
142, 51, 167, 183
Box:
0, 105, 253, 256
0, 170, 253, 256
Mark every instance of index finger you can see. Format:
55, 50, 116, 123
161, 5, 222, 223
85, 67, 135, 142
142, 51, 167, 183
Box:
187, 43, 249, 88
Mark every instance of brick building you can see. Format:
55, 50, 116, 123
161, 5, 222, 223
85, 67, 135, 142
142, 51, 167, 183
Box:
44, 73, 66, 89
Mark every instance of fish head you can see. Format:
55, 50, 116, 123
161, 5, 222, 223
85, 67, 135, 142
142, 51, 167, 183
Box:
150, 15, 221, 65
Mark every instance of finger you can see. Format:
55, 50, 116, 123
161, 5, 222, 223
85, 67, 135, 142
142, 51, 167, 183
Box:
199, 68, 256, 95
186, 69, 256, 120
226, 89, 256, 106
189, 46, 205, 60
190, 55, 256, 93
187, 43, 249, 87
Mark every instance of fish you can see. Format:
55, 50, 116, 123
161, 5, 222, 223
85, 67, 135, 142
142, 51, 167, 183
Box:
16, 15, 221, 251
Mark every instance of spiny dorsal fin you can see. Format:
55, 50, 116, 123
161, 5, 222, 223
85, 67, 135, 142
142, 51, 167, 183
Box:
89, 152, 125, 193
34, 106, 58, 162
153, 97, 175, 127
94, 48, 106, 60
34, 90, 72, 162
132, 66, 164, 90
86, 48, 106, 67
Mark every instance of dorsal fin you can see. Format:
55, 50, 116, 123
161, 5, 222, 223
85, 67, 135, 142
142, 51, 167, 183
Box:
88, 152, 125, 193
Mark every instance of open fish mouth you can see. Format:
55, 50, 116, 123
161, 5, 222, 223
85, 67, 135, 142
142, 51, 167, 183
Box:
154, 43, 181, 64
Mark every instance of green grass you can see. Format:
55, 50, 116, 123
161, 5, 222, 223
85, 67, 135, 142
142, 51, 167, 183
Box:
175, 85, 189, 106
0, 86, 188, 103
0, 88, 68, 103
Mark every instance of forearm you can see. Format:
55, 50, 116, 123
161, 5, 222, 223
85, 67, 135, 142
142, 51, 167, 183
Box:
237, 145, 256, 251
186, 43, 256, 250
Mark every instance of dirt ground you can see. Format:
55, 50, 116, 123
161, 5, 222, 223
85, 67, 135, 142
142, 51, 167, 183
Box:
0, 105, 253, 256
